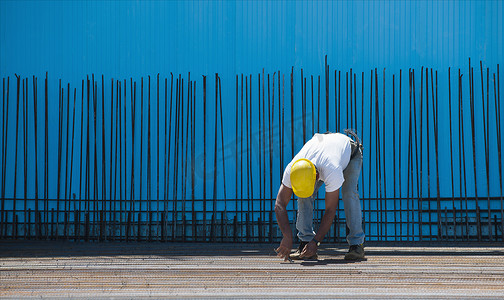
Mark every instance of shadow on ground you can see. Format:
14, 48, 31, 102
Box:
1, 240, 503, 258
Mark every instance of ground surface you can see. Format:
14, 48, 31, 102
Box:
1, 241, 504, 299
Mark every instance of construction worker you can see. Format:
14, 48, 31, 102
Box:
275, 130, 365, 261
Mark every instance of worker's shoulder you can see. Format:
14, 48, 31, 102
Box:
312, 132, 350, 143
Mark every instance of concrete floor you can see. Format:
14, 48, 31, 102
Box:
1, 241, 504, 299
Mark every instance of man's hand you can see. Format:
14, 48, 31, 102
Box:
299, 240, 318, 258
275, 237, 293, 261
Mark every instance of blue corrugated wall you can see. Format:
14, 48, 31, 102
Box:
0, 0, 503, 240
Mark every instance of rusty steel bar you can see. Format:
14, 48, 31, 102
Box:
413, 70, 420, 240
398, 69, 402, 239
469, 60, 479, 207
101, 77, 106, 222
0, 77, 9, 237
325, 55, 329, 131
140, 78, 144, 210
148, 75, 152, 205
392, 73, 396, 239
407, 69, 412, 241
13, 75, 20, 216
23, 78, 27, 235
382, 68, 387, 237
448, 68, 456, 239
480, 62, 491, 239
33, 77, 40, 238
64, 83, 70, 204
494, 71, 503, 241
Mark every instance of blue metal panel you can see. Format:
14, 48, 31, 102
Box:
0, 0, 502, 241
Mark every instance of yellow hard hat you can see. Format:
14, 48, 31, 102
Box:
290, 158, 316, 198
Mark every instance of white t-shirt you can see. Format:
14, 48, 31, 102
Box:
282, 133, 352, 193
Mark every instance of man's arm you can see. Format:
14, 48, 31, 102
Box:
274, 184, 293, 261
300, 189, 339, 258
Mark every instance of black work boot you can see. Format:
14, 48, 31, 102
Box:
290, 241, 318, 260
344, 244, 365, 260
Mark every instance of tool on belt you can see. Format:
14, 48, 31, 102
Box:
344, 129, 363, 160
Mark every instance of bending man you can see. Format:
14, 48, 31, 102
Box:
275, 131, 365, 261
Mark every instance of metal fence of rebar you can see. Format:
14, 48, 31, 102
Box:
0, 57, 502, 243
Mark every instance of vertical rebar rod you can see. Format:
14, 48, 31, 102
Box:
382, 68, 387, 237
246, 75, 250, 213
268, 73, 272, 202
459, 69, 469, 240
192, 81, 196, 237
140, 77, 144, 214
202, 75, 206, 239
131, 80, 136, 216
325, 55, 329, 131
448, 68, 456, 239
249, 74, 253, 216
334, 71, 338, 132
318, 75, 321, 133
148, 76, 152, 207
311, 75, 314, 136
392, 73, 396, 238
353, 69, 356, 131
425, 69, 431, 239
64, 83, 70, 204
163, 76, 168, 239
157, 74, 160, 211
301, 70, 306, 143
278, 72, 282, 185
236, 74, 240, 222
480, 62, 491, 239
290, 67, 294, 158
346, 72, 349, 130
22, 78, 27, 237
255, 74, 260, 223
13, 75, 20, 217
218, 76, 227, 206
262, 69, 266, 223
44, 75, 49, 237
109, 79, 114, 227
281, 73, 285, 182
493, 69, 503, 241
124, 80, 127, 211
172, 77, 180, 240
0, 78, 4, 235
469, 60, 479, 207
114, 80, 119, 234
407, 69, 412, 241
413, 70, 420, 241
368, 70, 373, 239
33, 77, 40, 238
85, 77, 90, 212
398, 70, 402, 239
497, 65, 503, 240
350, 69, 353, 129
433, 70, 441, 239
240, 74, 244, 207
101, 77, 106, 238
212, 73, 218, 217
57, 80, 63, 227
0, 77, 8, 236
93, 79, 98, 232
375, 69, 382, 239
338, 71, 341, 132
361, 72, 365, 225
23, 78, 28, 235
420, 67, 425, 240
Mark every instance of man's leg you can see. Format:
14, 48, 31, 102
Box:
341, 149, 365, 246
295, 180, 323, 242
291, 180, 323, 260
